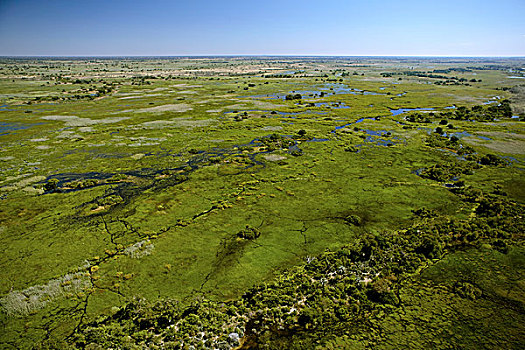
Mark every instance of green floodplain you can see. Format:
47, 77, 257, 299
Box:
0, 56, 524, 349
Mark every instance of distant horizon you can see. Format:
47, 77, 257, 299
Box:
1, 55, 524, 59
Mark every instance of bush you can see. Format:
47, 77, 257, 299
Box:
453, 282, 482, 300
479, 154, 505, 166
344, 215, 362, 226
43, 178, 59, 192
285, 94, 302, 100
237, 225, 261, 240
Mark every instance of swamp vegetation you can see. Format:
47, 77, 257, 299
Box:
0, 57, 524, 349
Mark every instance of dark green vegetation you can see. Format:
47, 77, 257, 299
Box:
0, 57, 524, 349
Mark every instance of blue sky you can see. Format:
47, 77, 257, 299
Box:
0, 0, 524, 56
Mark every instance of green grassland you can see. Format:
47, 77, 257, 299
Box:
0, 57, 524, 349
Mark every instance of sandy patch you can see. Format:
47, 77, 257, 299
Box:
4, 173, 29, 181
119, 96, 143, 100
195, 100, 212, 104
250, 100, 285, 109
126, 137, 165, 146
78, 127, 94, 132
261, 126, 283, 131
22, 186, 44, 195
150, 87, 169, 92
131, 153, 145, 160
128, 142, 160, 147
30, 138, 49, 142
130, 137, 166, 142
225, 99, 285, 110
57, 131, 84, 139
466, 139, 525, 155
112, 104, 192, 114
464, 132, 525, 154
114, 92, 143, 96
475, 131, 525, 140
171, 84, 202, 88
360, 77, 389, 82
263, 154, 287, 161
1, 175, 46, 192
135, 104, 193, 113
118, 93, 164, 100
429, 93, 485, 104
42, 115, 129, 127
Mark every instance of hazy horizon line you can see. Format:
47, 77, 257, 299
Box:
1, 54, 524, 59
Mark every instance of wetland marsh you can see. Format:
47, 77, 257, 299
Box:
0, 56, 524, 349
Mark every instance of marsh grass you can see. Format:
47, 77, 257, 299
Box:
0, 57, 523, 348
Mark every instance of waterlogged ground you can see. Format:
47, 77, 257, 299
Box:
0, 57, 524, 349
